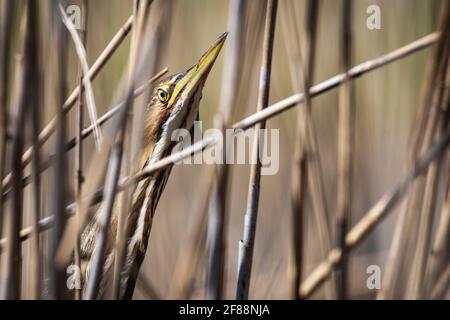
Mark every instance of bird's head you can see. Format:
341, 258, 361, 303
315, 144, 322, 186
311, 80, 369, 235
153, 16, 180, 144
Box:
142, 32, 227, 167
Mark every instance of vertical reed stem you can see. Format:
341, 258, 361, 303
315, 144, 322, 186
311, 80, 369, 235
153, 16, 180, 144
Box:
236, 0, 277, 300
207, 0, 246, 300
336, 0, 353, 300
73, 0, 88, 300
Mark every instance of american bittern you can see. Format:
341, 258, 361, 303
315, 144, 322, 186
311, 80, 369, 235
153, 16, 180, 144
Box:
78, 33, 227, 299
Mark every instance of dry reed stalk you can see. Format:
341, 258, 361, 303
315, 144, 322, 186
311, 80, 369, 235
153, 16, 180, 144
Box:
430, 263, 450, 299
206, 0, 246, 300
424, 50, 450, 286
299, 127, 450, 299
28, 0, 43, 299
426, 169, 450, 295
232, 0, 265, 123
236, 0, 278, 300
83, 0, 155, 299
336, 0, 353, 300
409, 51, 450, 299
111, 0, 143, 300
112, 0, 170, 299
380, 5, 450, 298
61, 6, 101, 148
47, 1, 69, 299
1, 0, 38, 299
0, 0, 15, 245
1, 14, 135, 191
298, 2, 336, 299
279, 0, 306, 299
72, 0, 88, 300
286, 0, 335, 300
282, 0, 334, 300
0, 32, 440, 255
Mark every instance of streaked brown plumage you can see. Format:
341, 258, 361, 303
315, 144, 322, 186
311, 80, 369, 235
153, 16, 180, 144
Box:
77, 33, 227, 299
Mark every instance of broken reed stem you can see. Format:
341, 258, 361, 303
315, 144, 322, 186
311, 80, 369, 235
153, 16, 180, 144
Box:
0, 32, 440, 254
206, 0, 246, 300
60, 5, 102, 148
299, 127, 450, 299
1, 14, 134, 190
236, 0, 277, 300
336, 0, 353, 300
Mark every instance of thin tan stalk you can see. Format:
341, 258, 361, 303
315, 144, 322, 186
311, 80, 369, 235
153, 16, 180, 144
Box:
72, 0, 88, 300
336, 0, 353, 300
430, 264, 450, 299
283, 0, 334, 300
28, 0, 43, 300
0, 0, 16, 244
112, 0, 170, 299
379, 4, 450, 299
83, 0, 155, 300
206, 0, 246, 300
47, 1, 68, 299
409, 53, 450, 299
236, 0, 278, 300
280, 0, 306, 299
426, 173, 450, 295
1, 0, 38, 299
111, 0, 142, 300
60, 5, 102, 148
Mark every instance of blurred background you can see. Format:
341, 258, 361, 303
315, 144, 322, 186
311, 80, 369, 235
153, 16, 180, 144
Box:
0, 0, 448, 299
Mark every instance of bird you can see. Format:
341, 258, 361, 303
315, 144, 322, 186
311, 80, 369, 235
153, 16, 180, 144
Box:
78, 32, 227, 299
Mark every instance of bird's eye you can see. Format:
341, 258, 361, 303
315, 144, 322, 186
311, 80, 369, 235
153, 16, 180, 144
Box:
157, 88, 170, 103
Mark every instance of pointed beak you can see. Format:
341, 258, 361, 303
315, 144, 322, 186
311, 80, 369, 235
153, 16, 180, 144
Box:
167, 32, 228, 108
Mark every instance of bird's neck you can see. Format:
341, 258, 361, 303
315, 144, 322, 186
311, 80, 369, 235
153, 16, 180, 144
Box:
118, 146, 174, 298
